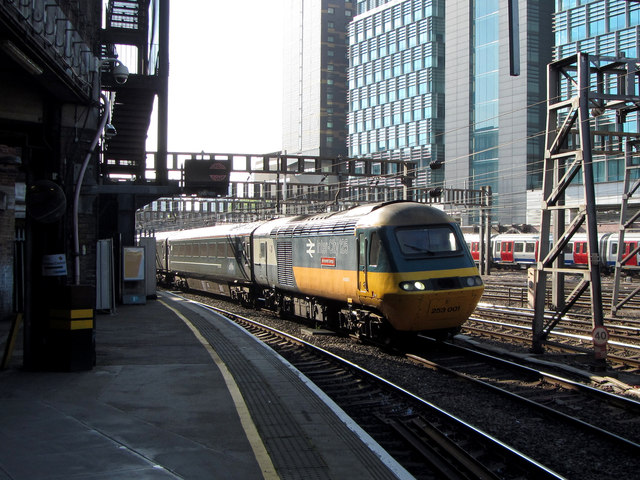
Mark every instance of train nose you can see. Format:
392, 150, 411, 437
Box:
382, 287, 484, 331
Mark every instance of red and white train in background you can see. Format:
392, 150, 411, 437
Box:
464, 232, 640, 271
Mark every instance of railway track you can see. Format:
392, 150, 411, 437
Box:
170, 292, 564, 480
168, 290, 640, 479
482, 278, 640, 312
466, 304, 640, 373
409, 337, 640, 451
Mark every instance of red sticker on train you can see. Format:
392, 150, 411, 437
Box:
321, 257, 336, 267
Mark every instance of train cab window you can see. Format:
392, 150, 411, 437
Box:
514, 242, 524, 253
396, 226, 459, 256
359, 236, 367, 265
612, 243, 618, 255
369, 231, 382, 266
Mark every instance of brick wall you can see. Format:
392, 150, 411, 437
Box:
0, 157, 19, 321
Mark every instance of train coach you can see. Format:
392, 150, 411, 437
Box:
157, 201, 485, 341
463, 231, 640, 271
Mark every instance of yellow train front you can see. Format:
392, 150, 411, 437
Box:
252, 201, 484, 340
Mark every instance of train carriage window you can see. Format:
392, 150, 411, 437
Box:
525, 243, 535, 253
396, 226, 460, 255
612, 242, 618, 255
514, 242, 524, 253
564, 243, 573, 254
216, 242, 226, 258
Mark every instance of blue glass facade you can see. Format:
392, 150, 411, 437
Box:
444, 0, 553, 224
347, 0, 445, 184
554, 0, 640, 184
471, 0, 500, 193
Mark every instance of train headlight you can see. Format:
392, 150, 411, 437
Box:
464, 276, 483, 287
400, 282, 413, 291
400, 281, 427, 291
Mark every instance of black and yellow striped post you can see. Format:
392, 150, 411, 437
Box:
47, 285, 95, 371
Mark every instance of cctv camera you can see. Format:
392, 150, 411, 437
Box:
112, 61, 129, 84
104, 123, 117, 138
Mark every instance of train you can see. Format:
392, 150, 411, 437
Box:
465, 231, 640, 270
156, 201, 485, 342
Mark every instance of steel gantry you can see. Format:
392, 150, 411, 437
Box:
611, 138, 640, 316
533, 53, 640, 357
135, 151, 493, 235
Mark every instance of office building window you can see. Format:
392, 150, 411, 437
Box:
588, 3, 605, 36
609, 1, 626, 31
570, 7, 587, 41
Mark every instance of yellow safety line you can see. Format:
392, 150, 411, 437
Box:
159, 300, 279, 480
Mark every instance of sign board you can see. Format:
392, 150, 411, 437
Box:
123, 247, 145, 281
122, 246, 146, 305
592, 326, 609, 360
42, 254, 67, 276
184, 159, 230, 195
592, 326, 609, 346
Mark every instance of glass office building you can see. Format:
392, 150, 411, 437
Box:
282, 0, 354, 157
554, 0, 640, 186
444, 0, 554, 225
347, 0, 445, 187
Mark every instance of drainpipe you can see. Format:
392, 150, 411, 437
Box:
73, 92, 109, 285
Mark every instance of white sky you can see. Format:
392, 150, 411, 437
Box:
147, 1, 284, 155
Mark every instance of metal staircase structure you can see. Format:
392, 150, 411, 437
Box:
100, 0, 168, 183
532, 53, 640, 357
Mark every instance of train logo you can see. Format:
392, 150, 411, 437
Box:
306, 239, 316, 257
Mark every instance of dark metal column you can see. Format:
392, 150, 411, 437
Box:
156, 0, 170, 184
577, 54, 605, 333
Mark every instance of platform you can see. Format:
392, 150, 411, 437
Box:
0, 291, 411, 479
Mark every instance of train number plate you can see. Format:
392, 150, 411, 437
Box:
430, 304, 461, 314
